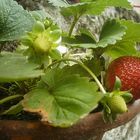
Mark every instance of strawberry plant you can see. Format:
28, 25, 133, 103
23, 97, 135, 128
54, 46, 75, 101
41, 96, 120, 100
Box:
0, 0, 140, 127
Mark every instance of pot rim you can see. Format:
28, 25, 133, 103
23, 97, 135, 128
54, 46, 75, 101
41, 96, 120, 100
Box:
0, 99, 140, 140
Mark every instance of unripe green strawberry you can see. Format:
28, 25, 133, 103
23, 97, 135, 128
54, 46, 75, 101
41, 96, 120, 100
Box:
107, 95, 127, 113
33, 32, 51, 53
105, 56, 140, 100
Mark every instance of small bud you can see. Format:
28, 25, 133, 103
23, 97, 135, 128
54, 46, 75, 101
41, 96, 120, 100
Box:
44, 19, 52, 29
121, 92, 133, 103
33, 21, 45, 33
113, 76, 121, 90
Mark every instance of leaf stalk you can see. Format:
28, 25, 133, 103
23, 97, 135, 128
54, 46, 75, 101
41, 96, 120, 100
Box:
68, 14, 81, 37
48, 58, 106, 94
0, 95, 23, 105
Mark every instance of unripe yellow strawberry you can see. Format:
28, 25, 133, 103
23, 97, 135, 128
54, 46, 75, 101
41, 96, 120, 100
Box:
33, 32, 51, 53
107, 95, 128, 114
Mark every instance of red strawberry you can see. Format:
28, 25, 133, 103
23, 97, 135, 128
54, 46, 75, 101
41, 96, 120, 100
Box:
105, 56, 140, 100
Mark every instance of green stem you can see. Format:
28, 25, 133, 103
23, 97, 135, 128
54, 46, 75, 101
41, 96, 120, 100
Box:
2, 102, 23, 115
68, 14, 81, 37
48, 59, 106, 94
0, 95, 23, 105
14, 81, 22, 90
0, 86, 9, 92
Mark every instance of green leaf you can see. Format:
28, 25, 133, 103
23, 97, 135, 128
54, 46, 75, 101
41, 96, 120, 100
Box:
120, 20, 140, 42
79, 28, 97, 42
80, 0, 93, 2
61, 0, 131, 17
0, 52, 44, 82
48, 0, 69, 7
63, 20, 126, 49
0, 0, 34, 42
31, 10, 49, 21
49, 49, 62, 60
121, 92, 133, 103
97, 20, 126, 48
105, 42, 137, 58
105, 20, 140, 58
63, 57, 105, 77
22, 68, 102, 127
62, 29, 96, 48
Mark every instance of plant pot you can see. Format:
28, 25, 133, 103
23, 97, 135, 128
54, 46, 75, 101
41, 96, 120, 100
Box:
0, 99, 140, 140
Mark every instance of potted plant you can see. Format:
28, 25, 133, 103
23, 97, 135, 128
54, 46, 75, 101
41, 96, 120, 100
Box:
0, 0, 140, 140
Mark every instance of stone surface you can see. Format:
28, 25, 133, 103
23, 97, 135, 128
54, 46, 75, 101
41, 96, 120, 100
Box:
103, 113, 140, 140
